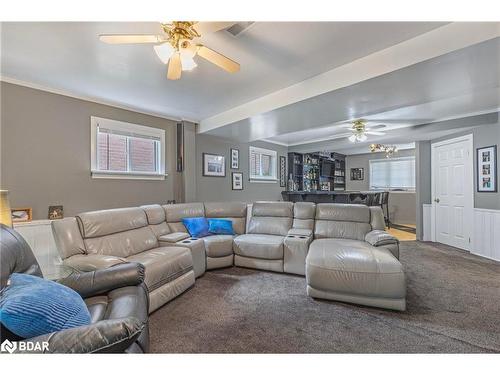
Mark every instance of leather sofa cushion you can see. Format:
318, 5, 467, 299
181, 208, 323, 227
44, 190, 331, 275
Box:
233, 234, 284, 260
84, 227, 158, 257
203, 235, 234, 257
159, 232, 190, 243
149, 222, 170, 238
77, 207, 148, 238
306, 238, 405, 299
293, 202, 316, 219
204, 202, 247, 218
164, 203, 205, 223
314, 220, 371, 241
127, 247, 193, 291
248, 217, 292, 236
315, 204, 370, 223
252, 201, 293, 218
141, 204, 165, 225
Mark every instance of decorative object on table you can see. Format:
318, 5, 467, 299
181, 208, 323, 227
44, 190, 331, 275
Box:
11, 207, 32, 223
350, 168, 364, 181
48, 205, 64, 220
477, 145, 497, 192
369, 143, 398, 158
232, 172, 243, 190
166, 200, 176, 205
279, 156, 287, 187
202, 153, 226, 177
0, 190, 12, 227
230, 148, 239, 169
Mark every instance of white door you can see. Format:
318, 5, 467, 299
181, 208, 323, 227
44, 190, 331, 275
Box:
432, 135, 473, 251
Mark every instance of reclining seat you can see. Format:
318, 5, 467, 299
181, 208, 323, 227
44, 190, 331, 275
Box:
305, 204, 406, 311
52, 207, 195, 313
233, 202, 293, 272
204, 202, 247, 270
141, 204, 206, 278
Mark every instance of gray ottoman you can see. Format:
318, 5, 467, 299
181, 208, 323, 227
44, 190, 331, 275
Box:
305, 239, 406, 311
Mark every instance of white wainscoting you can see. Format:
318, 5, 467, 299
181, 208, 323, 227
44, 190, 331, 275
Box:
472, 208, 500, 262
13, 219, 65, 279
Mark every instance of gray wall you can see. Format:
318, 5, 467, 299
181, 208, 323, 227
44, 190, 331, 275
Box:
195, 134, 288, 202
345, 149, 416, 225
1, 82, 180, 219
415, 141, 432, 240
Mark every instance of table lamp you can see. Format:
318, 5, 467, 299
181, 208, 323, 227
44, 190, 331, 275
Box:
0, 190, 13, 227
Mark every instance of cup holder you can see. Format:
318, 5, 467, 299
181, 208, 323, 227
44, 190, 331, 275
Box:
182, 240, 192, 243
299, 236, 307, 239
287, 235, 296, 238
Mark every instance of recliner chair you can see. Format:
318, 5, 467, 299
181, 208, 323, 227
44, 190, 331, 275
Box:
0, 224, 150, 353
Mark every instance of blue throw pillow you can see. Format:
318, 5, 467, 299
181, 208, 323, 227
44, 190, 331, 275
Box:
208, 219, 235, 235
182, 217, 210, 238
0, 273, 91, 339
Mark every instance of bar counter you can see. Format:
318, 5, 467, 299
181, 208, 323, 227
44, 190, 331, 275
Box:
281, 190, 380, 204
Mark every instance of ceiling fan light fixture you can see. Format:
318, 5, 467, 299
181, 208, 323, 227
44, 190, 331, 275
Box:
181, 55, 197, 71
154, 42, 175, 64
348, 134, 357, 143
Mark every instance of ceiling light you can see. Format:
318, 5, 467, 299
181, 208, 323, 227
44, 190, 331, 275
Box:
348, 135, 357, 143
181, 55, 197, 71
154, 42, 175, 64
349, 133, 367, 143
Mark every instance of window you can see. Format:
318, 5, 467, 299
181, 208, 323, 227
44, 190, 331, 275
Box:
249, 146, 277, 182
369, 156, 415, 190
91, 117, 166, 179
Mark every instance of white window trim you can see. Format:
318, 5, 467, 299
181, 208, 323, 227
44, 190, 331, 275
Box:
90, 116, 167, 180
369, 156, 416, 191
249, 146, 278, 183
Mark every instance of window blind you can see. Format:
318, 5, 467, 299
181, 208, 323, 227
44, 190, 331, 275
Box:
369, 156, 415, 190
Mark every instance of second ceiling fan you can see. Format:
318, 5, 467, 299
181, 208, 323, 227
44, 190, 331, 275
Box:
99, 22, 240, 80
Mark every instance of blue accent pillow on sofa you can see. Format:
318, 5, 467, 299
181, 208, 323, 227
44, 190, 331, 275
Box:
0, 273, 91, 339
182, 217, 210, 238
208, 219, 235, 235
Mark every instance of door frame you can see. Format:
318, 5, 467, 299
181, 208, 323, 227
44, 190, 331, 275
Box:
430, 134, 474, 250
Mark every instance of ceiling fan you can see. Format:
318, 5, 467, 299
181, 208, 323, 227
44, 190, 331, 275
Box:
99, 22, 240, 80
340, 119, 386, 143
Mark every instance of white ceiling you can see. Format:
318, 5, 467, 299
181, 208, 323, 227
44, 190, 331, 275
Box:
0, 22, 445, 121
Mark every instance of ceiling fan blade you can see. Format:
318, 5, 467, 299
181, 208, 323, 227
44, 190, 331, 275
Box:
366, 131, 386, 136
192, 22, 235, 35
197, 46, 240, 73
99, 34, 164, 44
167, 53, 182, 80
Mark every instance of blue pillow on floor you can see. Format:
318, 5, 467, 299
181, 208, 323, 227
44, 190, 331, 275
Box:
182, 217, 211, 238
208, 219, 235, 235
0, 273, 91, 339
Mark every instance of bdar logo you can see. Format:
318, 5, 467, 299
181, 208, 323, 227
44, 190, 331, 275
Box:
1, 339, 17, 353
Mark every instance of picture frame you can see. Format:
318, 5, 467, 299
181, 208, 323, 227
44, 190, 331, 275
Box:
350, 168, 364, 181
477, 145, 497, 192
232, 172, 243, 190
279, 156, 286, 187
230, 148, 239, 169
48, 205, 64, 220
11, 207, 32, 223
203, 153, 226, 177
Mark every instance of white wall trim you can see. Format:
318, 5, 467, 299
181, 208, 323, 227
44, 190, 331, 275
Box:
0, 75, 199, 124
472, 208, 500, 262
431, 133, 474, 250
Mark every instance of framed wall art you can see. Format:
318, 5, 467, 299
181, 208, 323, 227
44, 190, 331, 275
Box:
232, 172, 243, 190
231, 148, 239, 169
279, 156, 286, 187
203, 153, 226, 177
477, 145, 497, 192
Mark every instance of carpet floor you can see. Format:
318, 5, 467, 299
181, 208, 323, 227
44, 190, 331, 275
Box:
149, 241, 500, 353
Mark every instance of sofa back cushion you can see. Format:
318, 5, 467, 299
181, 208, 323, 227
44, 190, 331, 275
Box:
248, 202, 293, 236
204, 202, 247, 235
76, 207, 157, 257
141, 204, 170, 238
163, 203, 205, 233
314, 204, 372, 241
292, 202, 316, 230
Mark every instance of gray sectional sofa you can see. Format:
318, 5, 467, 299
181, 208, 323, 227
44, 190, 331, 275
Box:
52, 201, 406, 312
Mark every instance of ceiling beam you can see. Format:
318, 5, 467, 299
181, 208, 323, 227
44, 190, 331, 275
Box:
199, 22, 500, 133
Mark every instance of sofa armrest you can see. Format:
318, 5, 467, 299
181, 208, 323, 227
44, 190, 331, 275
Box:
63, 254, 127, 272
16, 318, 144, 353
365, 230, 399, 247
57, 262, 145, 298
158, 232, 190, 243
287, 228, 312, 237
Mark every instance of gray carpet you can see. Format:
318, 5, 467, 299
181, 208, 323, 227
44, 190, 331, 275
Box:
149, 241, 500, 353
